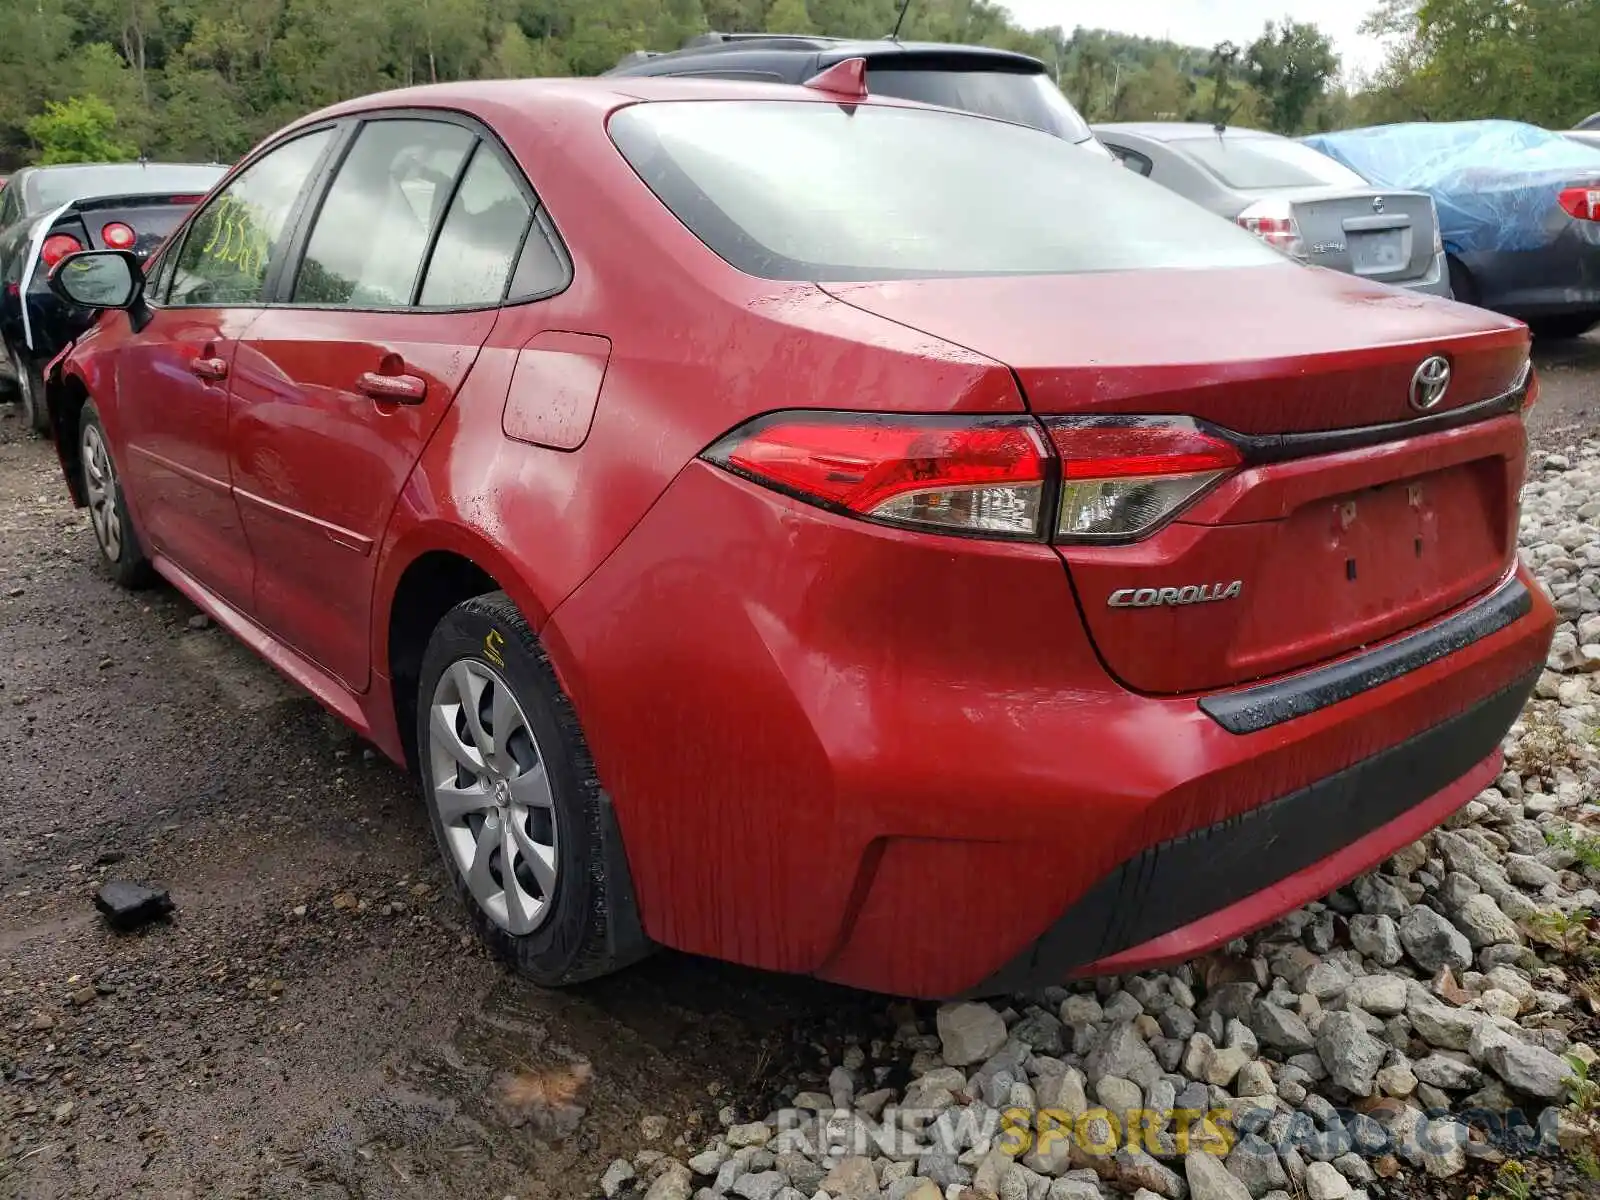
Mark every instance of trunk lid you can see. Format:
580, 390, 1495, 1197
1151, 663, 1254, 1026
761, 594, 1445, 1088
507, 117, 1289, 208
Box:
823, 267, 1531, 694
67, 194, 205, 260
1285, 187, 1438, 285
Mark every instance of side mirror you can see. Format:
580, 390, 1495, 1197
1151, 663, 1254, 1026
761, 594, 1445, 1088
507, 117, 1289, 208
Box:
49, 249, 143, 311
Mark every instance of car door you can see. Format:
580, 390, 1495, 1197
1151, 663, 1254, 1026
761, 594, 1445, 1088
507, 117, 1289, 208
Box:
114, 128, 337, 614
229, 115, 553, 690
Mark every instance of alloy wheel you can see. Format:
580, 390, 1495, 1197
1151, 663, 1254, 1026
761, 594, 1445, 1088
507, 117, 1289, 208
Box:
82, 423, 124, 563
427, 659, 558, 935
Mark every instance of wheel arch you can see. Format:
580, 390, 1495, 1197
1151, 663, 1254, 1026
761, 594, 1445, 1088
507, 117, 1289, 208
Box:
376, 525, 559, 774
44, 365, 92, 505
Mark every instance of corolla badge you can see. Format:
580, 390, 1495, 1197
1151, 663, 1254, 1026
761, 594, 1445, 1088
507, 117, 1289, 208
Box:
1108, 581, 1244, 608
1409, 355, 1452, 412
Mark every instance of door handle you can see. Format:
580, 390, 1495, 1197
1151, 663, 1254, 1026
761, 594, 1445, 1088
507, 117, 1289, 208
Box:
358, 371, 426, 404
190, 355, 228, 382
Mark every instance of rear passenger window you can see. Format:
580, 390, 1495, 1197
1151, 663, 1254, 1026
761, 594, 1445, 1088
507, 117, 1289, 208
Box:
508, 208, 567, 299
169, 129, 333, 306
294, 119, 474, 307
419, 148, 531, 307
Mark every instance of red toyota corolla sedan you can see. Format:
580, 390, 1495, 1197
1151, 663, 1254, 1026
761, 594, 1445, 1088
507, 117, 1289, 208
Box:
40, 71, 1553, 998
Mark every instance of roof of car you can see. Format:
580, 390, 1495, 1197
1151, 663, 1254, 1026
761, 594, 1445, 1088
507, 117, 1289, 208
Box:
289, 73, 963, 132
1094, 122, 1281, 142
606, 33, 1044, 75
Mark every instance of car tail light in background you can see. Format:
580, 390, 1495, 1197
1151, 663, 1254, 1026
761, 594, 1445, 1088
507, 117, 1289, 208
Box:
40, 234, 84, 270
1235, 200, 1307, 260
1558, 186, 1600, 222
703, 413, 1243, 543
101, 221, 136, 249
705, 414, 1051, 539
168, 195, 205, 205
1045, 418, 1242, 541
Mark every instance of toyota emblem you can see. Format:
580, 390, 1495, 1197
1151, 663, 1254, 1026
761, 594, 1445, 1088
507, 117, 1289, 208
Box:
1372, 196, 1385, 214
1410, 355, 1452, 412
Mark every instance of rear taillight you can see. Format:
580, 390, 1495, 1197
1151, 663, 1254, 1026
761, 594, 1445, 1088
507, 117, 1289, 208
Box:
1558, 186, 1600, 222
1045, 418, 1242, 541
704, 413, 1051, 539
101, 221, 136, 249
1236, 200, 1306, 260
40, 234, 83, 270
703, 413, 1241, 543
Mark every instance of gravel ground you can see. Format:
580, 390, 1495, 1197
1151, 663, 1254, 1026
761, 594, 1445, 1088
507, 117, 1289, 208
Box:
2, 333, 1599, 1200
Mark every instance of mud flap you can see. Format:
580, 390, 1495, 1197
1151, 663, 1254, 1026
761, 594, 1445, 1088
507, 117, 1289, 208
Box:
597, 791, 655, 970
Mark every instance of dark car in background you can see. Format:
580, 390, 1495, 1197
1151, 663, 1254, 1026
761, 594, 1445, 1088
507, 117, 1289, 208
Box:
1095, 123, 1451, 298
1, 161, 226, 431
1305, 121, 1600, 339
606, 31, 1113, 159
1567, 129, 1600, 153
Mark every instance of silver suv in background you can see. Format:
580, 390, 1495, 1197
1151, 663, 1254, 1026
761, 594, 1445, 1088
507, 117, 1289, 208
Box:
1095, 122, 1452, 298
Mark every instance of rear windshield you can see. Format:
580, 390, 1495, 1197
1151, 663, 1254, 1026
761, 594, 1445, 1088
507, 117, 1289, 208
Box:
1172, 136, 1368, 190
864, 67, 1094, 144
609, 100, 1284, 282
24, 164, 225, 213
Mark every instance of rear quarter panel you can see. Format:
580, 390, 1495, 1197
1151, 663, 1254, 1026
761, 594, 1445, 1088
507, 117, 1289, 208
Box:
369, 90, 1025, 673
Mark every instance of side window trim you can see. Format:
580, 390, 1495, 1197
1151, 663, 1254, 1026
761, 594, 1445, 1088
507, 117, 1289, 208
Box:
262, 120, 363, 305
504, 203, 570, 305
163, 122, 347, 309
407, 136, 484, 307
271, 104, 571, 313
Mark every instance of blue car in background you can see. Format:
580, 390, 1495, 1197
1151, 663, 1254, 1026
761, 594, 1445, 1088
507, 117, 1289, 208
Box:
1304, 121, 1600, 339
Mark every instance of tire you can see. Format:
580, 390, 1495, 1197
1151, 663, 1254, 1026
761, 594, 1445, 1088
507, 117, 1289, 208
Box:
79, 401, 155, 589
1446, 257, 1479, 307
1528, 315, 1600, 341
416, 592, 650, 985
7, 341, 47, 434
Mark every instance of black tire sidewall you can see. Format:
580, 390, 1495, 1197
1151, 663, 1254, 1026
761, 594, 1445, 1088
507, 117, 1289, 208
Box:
10, 344, 43, 432
78, 400, 150, 587
416, 595, 607, 982
1446, 257, 1478, 307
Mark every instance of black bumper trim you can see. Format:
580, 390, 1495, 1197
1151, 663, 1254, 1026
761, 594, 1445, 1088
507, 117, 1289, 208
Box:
1199, 577, 1532, 736
967, 668, 1537, 997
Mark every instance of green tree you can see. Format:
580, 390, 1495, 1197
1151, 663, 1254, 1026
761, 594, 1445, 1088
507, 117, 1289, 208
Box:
484, 23, 544, 78
0, 0, 1342, 170
25, 94, 136, 163
1246, 19, 1338, 134
764, 0, 814, 35
68, 40, 153, 152
1119, 54, 1192, 121
1358, 0, 1600, 128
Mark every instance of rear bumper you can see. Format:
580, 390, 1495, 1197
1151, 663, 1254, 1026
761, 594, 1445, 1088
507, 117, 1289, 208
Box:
973, 666, 1534, 992
547, 463, 1555, 998
1394, 249, 1452, 299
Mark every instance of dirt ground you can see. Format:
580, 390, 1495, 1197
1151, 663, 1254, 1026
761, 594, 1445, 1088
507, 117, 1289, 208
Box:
0, 420, 890, 1199
2, 332, 1598, 1200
